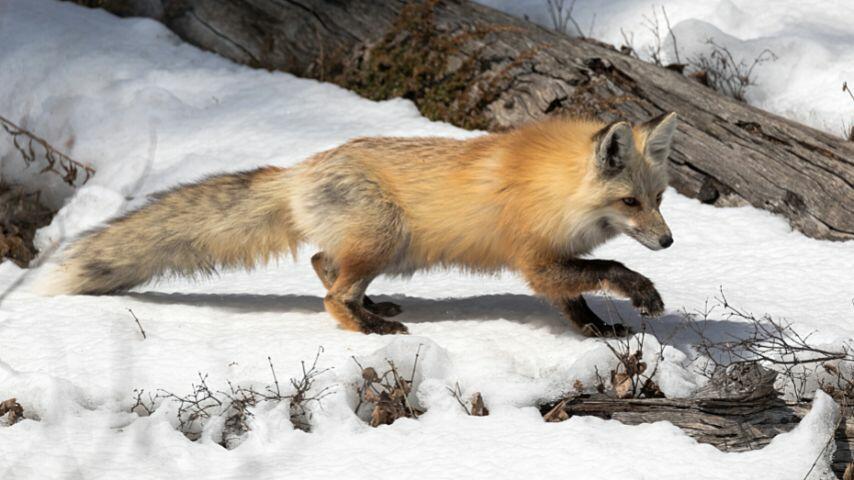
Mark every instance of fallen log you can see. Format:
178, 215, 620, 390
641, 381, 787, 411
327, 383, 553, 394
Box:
541, 364, 850, 477
74, 0, 854, 241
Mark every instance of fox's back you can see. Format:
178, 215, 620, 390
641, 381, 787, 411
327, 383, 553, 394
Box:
288, 119, 606, 271
288, 135, 507, 271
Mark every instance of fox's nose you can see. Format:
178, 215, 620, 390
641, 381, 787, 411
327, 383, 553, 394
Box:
659, 234, 673, 248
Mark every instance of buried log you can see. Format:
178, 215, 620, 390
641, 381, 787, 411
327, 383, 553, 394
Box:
541, 363, 852, 477
72, 0, 854, 240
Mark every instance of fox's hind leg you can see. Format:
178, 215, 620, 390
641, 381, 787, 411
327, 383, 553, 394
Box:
322, 259, 408, 335
311, 252, 402, 317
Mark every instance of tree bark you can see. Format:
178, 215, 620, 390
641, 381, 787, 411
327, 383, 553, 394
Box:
78, 0, 854, 241
541, 363, 850, 477
545, 397, 851, 476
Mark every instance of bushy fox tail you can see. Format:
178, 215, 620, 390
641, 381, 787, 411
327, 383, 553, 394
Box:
42, 166, 302, 295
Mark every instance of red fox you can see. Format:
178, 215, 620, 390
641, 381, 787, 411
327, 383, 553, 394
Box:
44, 113, 678, 337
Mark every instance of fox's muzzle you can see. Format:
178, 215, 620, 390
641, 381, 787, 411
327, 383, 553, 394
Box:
626, 210, 672, 251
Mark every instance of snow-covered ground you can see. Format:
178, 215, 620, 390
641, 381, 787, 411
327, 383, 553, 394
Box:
480, 0, 854, 136
0, 1, 851, 479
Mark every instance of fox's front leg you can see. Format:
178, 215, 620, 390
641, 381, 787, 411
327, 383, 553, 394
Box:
521, 258, 664, 337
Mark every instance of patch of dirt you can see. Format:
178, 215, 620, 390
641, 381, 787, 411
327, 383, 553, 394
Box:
0, 183, 55, 267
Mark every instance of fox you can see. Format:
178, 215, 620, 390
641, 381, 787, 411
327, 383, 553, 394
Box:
42, 112, 678, 337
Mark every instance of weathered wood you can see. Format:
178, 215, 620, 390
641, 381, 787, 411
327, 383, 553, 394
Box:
74, 0, 854, 241
542, 364, 850, 477
549, 397, 852, 476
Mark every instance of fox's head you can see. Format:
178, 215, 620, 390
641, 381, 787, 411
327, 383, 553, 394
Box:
590, 113, 678, 251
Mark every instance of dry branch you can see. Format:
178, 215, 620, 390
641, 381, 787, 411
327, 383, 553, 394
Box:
845, 82, 854, 141
127, 308, 147, 339
0, 114, 95, 187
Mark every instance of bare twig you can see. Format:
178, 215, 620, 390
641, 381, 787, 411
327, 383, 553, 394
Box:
130, 388, 158, 416
844, 82, 854, 141
410, 343, 423, 385
0, 114, 95, 186
127, 308, 146, 340
267, 355, 281, 398
641, 6, 664, 66
641, 6, 682, 68
660, 6, 681, 64
619, 28, 638, 58
445, 382, 490, 416
447, 382, 471, 415
545, 0, 584, 37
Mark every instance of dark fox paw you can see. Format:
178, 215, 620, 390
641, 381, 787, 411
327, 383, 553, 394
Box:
629, 281, 664, 317
581, 322, 634, 338
360, 318, 409, 335
364, 299, 403, 317
614, 270, 664, 317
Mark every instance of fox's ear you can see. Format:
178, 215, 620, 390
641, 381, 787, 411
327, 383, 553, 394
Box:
594, 121, 633, 177
640, 112, 678, 164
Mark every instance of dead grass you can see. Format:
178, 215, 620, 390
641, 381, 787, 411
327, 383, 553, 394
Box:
0, 397, 24, 425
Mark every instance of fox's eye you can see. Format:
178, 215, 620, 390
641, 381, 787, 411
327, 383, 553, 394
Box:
622, 197, 639, 207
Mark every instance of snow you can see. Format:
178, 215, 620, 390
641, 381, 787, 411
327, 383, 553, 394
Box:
0, 1, 851, 479
478, 0, 854, 136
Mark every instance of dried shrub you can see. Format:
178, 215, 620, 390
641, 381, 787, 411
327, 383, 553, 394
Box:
594, 315, 668, 400
688, 289, 854, 403
0, 183, 54, 267
134, 349, 333, 447
158, 372, 225, 441
687, 40, 776, 101
353, 346, 425, 426
0, 398, 24, 425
